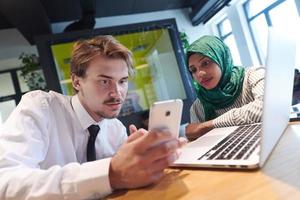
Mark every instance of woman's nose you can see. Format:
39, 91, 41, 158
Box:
196, 70, 206, 79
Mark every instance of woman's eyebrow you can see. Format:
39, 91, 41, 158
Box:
189, 56, 206, 68
198, 56, 206, 62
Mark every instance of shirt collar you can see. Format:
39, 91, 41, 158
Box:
71, 95, 103, 130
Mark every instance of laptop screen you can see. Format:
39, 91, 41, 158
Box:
260, 27, 297, 166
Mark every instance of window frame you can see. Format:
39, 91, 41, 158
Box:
243, 0, 287, 64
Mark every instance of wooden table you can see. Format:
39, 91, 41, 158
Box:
107, 124, 300, 200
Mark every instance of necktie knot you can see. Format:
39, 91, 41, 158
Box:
87, 124, 100, 162
88, 124, 100, 138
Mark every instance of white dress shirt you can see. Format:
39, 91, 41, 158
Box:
0, 90, 128, 199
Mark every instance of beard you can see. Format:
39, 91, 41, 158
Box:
95, 109, 120, 119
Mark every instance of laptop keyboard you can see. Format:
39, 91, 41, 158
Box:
198, 124, 261, 160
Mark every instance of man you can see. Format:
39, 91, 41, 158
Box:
0, 35, 186, 199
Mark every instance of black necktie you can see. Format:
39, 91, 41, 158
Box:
87, 124, 100, 162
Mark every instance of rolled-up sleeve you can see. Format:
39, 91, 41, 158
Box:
213, 67, 264, 127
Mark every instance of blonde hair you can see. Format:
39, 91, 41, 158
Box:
70, 35, 134, 79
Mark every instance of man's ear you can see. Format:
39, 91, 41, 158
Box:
71, 74, 81, 92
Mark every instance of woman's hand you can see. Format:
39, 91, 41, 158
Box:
185, 120, 214, 141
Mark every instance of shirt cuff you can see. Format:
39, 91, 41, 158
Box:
74, 158, 113, 199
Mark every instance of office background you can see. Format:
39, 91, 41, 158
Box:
0, 0, 299, 125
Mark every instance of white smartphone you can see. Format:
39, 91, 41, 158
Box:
148, 99, 183, 138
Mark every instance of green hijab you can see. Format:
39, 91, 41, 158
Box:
187, 35, 245, 121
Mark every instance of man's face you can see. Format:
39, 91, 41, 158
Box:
72, 55, 129, 121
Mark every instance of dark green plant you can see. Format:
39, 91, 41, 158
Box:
19, 53, 40, 77
179, 32, 190, 54
19, 53, 46, 90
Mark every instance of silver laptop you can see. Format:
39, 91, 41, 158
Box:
173, 28, 297, 169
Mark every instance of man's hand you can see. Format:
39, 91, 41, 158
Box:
109, 125, 187, 189
185, 120, 214, 141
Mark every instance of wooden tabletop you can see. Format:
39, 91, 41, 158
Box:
107, 123, 300, 200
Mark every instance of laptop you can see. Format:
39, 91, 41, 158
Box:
173, 28, 297, 169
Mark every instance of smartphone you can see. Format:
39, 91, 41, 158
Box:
148, 99, 183, 138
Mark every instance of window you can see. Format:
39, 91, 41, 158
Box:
0, 68, 29, 125
244, 0, 300, 109
243, 0, 300, 65
217, 17, 242, 66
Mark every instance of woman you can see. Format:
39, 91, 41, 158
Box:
185, 35, 264, 140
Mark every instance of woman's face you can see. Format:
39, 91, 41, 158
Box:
188, 54, 222, 90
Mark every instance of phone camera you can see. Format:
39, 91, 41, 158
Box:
165, 111, 171, 116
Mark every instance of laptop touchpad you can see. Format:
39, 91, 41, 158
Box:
188, 135, 225, 148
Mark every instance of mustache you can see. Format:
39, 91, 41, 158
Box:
104, 98, 123, 104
